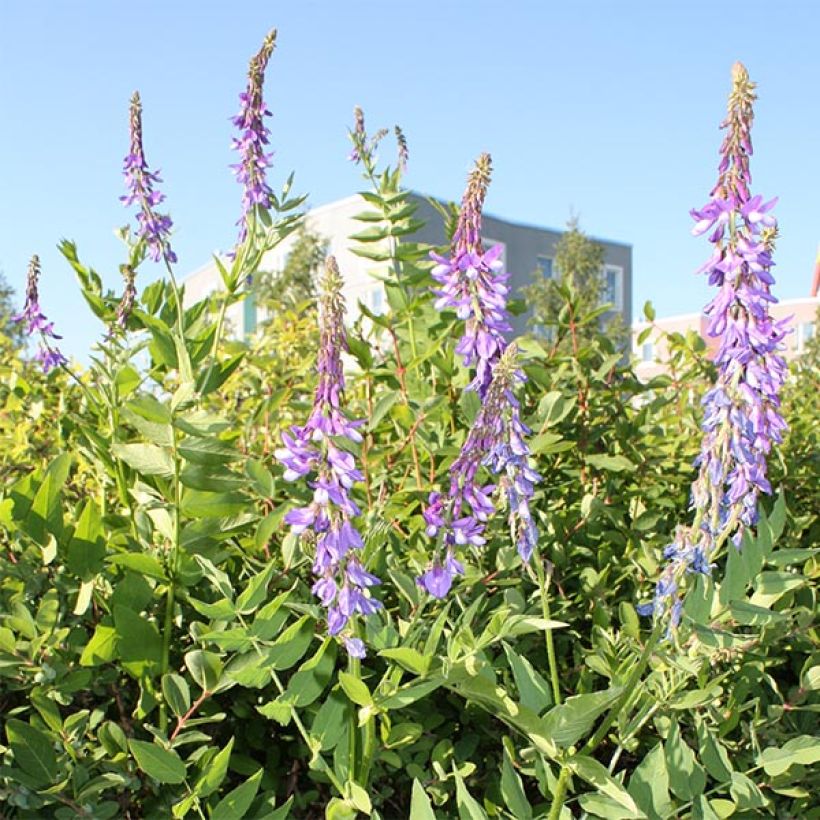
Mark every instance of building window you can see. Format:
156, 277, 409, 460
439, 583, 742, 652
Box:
537, 255, 554, 280
482, 238, 506, 272
243, 291, 257, 335
602, 264, 624, 311
369, 285, 384, 315
641, 342, 654, 362
798, 321, 815, 352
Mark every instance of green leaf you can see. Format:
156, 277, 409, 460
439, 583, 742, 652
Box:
112, 442, 174, 477
6, 719, 60, 787
540, 687, 623, 747
113, 605, 163, 678
665, 720, 706, 800
410, 779, 437, 820
66, 499, 105, 580
379, 647, 430, 675
129, 739, 186, 784
266, 614, 315, 671
569, 756, 644, 817
585, 454, 636, 472
454, 771, 488, 820
503, 643, 552, 713
628, 743, 672, 820
235, 561, 277, 614
162, 674, 191, 718
178, 436, 240, 465
501, 746, 532, 819
339, 671, 374, 707
194, 737, 233, 797
696, 719, 733, 783
185, 650, 224, 692
108, 552, 168, 580
729, 772, 767, 811
758, 735, 820, 777
280, 638, 337, 707
24, 452, 71, 545
80, 624, 117, 666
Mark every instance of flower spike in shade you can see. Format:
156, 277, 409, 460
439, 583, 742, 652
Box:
419, 344, 540, 598
13, 255, 68, 373
431, 153, 512, 398
115, 264, 137, 331
639, 63, 788, 629
231, 28, 277, 247
121, 92, 176, 264
276, 256, 382, 654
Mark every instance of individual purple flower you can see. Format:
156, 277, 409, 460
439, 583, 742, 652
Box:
419, 344, 540, 597
431, 153, 512, 398
231, 29, 277, 247
276, 256, 381, 654
640, 63, 788, 628
13, 256, 68, 374
121, 92, 176, 264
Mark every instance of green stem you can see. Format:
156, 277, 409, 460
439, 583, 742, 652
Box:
270, 670, 347, 795
547, 764, 571, 820
159, 424, 183, 732
534, 557, 562, 705
584, 620, 664, 754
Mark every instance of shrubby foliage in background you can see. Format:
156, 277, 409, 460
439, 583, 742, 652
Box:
0, 30, 817, 820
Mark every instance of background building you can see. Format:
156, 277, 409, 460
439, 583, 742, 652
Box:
184, 192, 633, 338
632, 296, 819, 380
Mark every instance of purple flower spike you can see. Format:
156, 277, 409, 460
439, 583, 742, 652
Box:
13, 256, 68, 374
418, 344, 540, 595
431, 153, 512, 398
276, 256, 382, 655
640, 63, 788, 630
231, 29, 277, 247
122, 92, 176, 264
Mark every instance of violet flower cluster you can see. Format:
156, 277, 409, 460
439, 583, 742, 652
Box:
13, 256, 68, 373
431, 153, 512, 399
347, 106, 389, 167
419, 344, 540, 598
231, 29, 277, 246
639, 63, 788, 626
276, 256, 381, 657
121, 92, 176, 264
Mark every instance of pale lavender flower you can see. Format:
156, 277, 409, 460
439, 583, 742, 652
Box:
431, 153, 511, 398
276, 256, 381, 654
13, 256, 68, 373
640, 63, 788, 627
419, 344, 540, 597
121, 92, 176, 264
231, 29, 277, 247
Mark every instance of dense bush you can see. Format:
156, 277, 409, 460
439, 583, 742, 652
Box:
0, 30, 817, 820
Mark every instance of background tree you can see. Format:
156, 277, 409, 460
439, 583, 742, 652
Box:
0, 268, 25, 350
255, 225, 328, 311
522, 216, 628, 348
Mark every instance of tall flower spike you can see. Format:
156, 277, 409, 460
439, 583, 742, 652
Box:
431, 153, 512, 398
121, 92, 176, 264
12, 255, 68, 373
639, 63, 788, 628
275, 256, 381, 657
419, 344, 540, 598
231, 29, 277, 246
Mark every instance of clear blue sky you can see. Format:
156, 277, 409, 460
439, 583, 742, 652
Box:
1, 1, 818, 362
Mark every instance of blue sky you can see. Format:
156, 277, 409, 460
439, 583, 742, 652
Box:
1, 1, 818, 362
